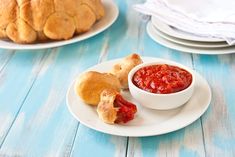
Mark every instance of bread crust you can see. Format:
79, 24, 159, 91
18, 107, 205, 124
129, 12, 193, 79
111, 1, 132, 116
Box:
75, 71, 121, 105
97, 89, 118, 124
0, 0, 105, 43
111, 53, 143, 89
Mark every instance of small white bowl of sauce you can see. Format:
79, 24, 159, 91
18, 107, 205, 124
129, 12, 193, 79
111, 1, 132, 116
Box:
128, 60, 195, 110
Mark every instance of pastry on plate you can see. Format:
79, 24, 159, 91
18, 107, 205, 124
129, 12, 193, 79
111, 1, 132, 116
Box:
111, 53, 143, 89
75, 71, 121, 105
0, 0, 105, 43
97, 89, 137, 124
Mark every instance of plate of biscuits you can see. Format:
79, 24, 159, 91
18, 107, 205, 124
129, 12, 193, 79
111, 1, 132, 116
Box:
66, 54, 211, 137
0, 0, 118, 50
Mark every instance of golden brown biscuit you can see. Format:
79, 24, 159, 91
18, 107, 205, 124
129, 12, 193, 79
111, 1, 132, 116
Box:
20, 0, 55, 31
0, 0, 17, 29
0, 0, 105, 43
111, 53, 143, 89
6, 19, 37, 43
82, 0, 105, 20
43, 12, 75, 40
74, 4, 96, 34
75, 71, 121, 105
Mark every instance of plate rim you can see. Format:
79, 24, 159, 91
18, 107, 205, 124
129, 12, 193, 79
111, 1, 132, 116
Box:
0, 0, 119, 50
147, 22, 235, 55
66, 57, 212, 137
151, 17, 224, 42
151, 23, 229, 48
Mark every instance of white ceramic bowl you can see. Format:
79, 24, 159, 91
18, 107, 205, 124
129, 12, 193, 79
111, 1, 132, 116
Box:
128, 60, 195, 110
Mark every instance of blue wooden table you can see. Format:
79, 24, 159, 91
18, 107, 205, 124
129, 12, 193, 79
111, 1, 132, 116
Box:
0, 0, 235, 156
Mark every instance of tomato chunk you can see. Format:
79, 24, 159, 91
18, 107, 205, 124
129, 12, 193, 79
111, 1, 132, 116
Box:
114, 94, 137, 123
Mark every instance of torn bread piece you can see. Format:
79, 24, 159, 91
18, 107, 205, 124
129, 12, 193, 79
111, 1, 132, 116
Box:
97, 89, 137, 124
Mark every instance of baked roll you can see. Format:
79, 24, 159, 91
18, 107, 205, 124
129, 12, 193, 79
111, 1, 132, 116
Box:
0, 0, 105, 43
111, 53, 143, 89
75, 71, 121, 105
97, 89, 137, 124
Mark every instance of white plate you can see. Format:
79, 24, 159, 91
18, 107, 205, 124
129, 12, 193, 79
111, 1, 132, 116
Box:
0, 0, 118, 50
147, 22, 235, 54
152, 17, 224, 42
151, 23, 229, 48
66, 57, 211, 137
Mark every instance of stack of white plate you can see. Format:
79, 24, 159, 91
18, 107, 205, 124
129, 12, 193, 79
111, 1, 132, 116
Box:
147, 17, 235, 54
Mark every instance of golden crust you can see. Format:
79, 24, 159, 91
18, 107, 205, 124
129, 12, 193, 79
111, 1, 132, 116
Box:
82, 0, 105, 20
0, 0, 105, 43
37, 31, 48, 41
74, 4, 96, 34
0, 0, 17, 28
111, 53, 143, 89
6, 19, 37, 43
75, 71, 121, 105
20, 0, 55, 31
97, 89, 118, 124
54, 0, 81, 17
43, 12, 75, 40
0, 28, 7, 38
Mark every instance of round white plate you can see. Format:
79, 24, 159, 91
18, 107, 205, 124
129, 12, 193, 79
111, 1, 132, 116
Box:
0, 0, 118, 50
151, 17, 224, 42
151, 23, 229, 48
147, 22, 235, 54
66, 57, 211, 137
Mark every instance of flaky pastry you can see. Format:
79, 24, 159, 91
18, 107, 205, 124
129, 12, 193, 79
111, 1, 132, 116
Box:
75, 71, 121, 105
111, 53, 143, 89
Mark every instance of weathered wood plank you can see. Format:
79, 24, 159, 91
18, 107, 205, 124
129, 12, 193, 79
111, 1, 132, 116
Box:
0, 50, 46, 146
128, 121, 205, 157
193, 54, 235, 157
0, 50, 15, 72
71, 125, 127, 157
0, 34, 126, 157
106, 0, 143, 59
0, 43, 92, 156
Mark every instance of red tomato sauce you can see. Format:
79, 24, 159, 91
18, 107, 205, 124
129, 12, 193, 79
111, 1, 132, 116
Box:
132, 64, 192, 94
114, 94, 137, 123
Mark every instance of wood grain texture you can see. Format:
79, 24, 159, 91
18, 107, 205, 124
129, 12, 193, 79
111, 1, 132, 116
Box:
71, 125, 127, 157
106, 0, 142, 59
128, 121, 205, 157
0, 50, 15, 73
0, 43, 99, 156
0, 50, 46, 146
193, 54, 235, 157
0, 31, 127, 156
